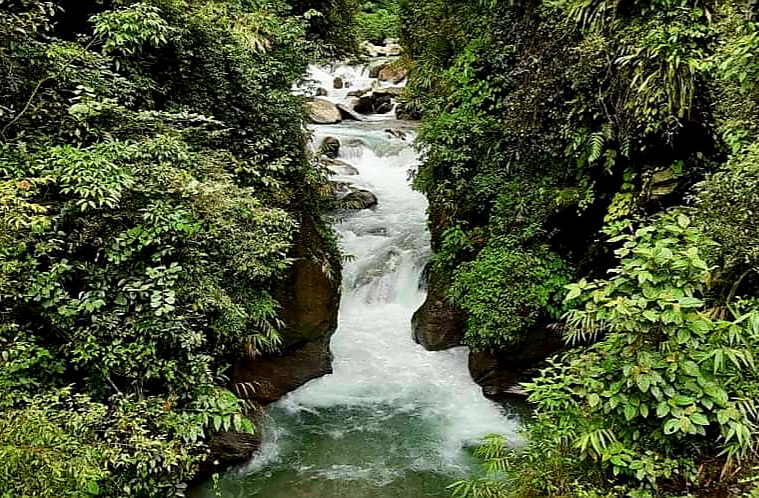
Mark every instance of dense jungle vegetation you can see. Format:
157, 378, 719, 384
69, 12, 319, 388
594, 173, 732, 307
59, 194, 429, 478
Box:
0, 0, 354, 495
400, 0, 759, 496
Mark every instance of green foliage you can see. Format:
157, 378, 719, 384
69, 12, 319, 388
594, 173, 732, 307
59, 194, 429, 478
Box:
403, 1, 759, 495
451, 239, 570, 351
0, 0, 340, 495
357, 0, 400, 44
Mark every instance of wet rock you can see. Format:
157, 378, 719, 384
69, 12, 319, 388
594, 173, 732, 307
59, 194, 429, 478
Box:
385, 129, 408, 140
315, 87, 328, 97
337, 100, 368, 121
360, 40, 382, 57
334, 77, 344, 89
368, 59, 391, 79
379, 65, 408, 84
203, 430, 261, 475
305, 97, 342, 124
372, 86, 404, 98
468, 326, 564, 402
323, 158, 359, 176
347, 87, 374, 98
354, 226, 388, 237
233, 336, 334, 404
647, 167, 680, 200
412, 270, 465, 351
353, 95, 374, 114
319, 136, 340, 159
339, 189, 378, 210
373, 94, 394, 114
232, 214, 340, 404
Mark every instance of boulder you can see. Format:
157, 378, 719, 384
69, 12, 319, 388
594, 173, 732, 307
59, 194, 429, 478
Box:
368, 59, 391, 79
373, 93, 394, 114
203, 431, 261, 475
378, 65, 408, 84
385, 128, 408, 141
360, 41, 382, 57
372, 86, 404, 98
232, 213, 340, 404
339, 189, 378, 210
315, 87, 328, 97
347, 87, 374, 98
411, 270, 465, 351
353, 95, 374, 114
468, 326, 564, 402
333, 77, 344, 89
647, 167, 680, 201
305, 97, 342, 124
337, 100, 368, 121
318, 136, 340, 159
323, 158, 359, 176
233, 336, 334, 404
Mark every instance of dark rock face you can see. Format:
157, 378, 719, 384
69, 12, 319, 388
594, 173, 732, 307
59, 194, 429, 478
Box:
232, 213, 340, 405
233, 336, 333, 404
339, 189, 378, 210
201, 431, 261, 476
319, 136, 340, 158
337, 101, 368, 121
468, 327, 564, 402
412, 270, 464, 351
373, 94, 393, 114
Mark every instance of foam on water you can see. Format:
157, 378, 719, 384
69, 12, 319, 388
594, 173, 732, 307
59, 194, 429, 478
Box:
192, 69, 518, 498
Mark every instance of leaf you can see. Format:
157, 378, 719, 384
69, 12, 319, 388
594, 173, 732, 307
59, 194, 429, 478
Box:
678, 296, 704, 308
86, 481, 100, 495
691, 413, 709, 426
588, 393, 601, 408
656, 401, 670, 418
677, 213, 691, 228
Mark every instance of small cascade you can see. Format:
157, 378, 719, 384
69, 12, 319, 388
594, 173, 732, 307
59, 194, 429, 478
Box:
192, 59, 518, 498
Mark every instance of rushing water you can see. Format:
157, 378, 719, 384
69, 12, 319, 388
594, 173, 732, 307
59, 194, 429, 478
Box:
192, 64, 519, 498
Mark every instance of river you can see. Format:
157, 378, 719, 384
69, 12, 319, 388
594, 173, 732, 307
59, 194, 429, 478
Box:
191, 62, 519, 498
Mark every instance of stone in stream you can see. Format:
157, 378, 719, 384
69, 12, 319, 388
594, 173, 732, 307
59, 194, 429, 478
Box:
315, 87, 328, 97
318, 136, 340, 158
353, 94, 374, 114
372, 86, 404, 98
347, 87, 374, 98
333, 77, 344, 89
385, 128, 408, 140
339, 188, 378, 210
373, 93, 394, 114
378, 65, 408, 85
322, 158, 359, 176
337, 100, 368, 121
200, 431, 261, 477
305, 97, 342, 124
367, 59, 391, 79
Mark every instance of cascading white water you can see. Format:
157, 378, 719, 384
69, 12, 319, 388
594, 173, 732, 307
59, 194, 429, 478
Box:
193, 65, 519, 498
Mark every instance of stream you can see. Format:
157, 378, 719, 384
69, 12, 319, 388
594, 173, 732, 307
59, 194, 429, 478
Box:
191, 62, 519, 498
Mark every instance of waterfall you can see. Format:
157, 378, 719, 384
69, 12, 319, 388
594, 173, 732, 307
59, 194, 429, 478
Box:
192, 63, 519, 498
